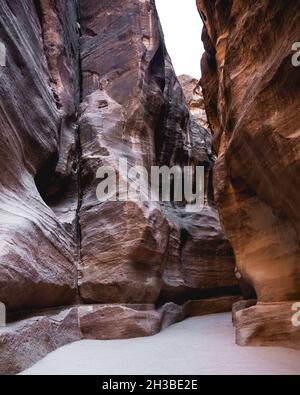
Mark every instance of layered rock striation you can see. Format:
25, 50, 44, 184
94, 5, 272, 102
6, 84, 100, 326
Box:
0, 0, 80, 312
0, 0, 238, 373
78, 0, 237, 306
197, 0, 300, 347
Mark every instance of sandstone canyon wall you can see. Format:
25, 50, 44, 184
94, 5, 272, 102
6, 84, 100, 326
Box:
197, 0, 300, 348
0, 0, 238, 374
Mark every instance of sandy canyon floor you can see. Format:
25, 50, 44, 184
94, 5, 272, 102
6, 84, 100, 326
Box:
22, 313, 300, 375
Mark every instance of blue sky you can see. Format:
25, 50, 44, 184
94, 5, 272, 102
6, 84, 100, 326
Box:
155, 0, 204, 78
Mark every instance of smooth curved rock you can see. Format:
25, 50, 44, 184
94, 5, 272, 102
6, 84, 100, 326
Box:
0, 295, 241, 375
198, 0, 300, 347
235, 303, 300, 350
0, 0, 79, 311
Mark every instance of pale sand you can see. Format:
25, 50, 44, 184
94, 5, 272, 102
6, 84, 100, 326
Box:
22, 313, 300, 375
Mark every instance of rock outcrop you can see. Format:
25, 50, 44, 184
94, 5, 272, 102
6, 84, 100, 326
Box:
0, 0, 238, 373
197, 0, 300, 348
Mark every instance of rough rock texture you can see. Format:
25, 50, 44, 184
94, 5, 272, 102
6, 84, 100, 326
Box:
198, 0, 300, 347
79, 296, 240, 341
0, 0, 239, 373
78, 0, 170, 304
178, 74, 209, 129
160, 203, 238, 304
0, 296, 241, 374
0, 308, 81, 375
78, 0, 237, 305
234, 303, 300, 350
0, 0, 79, 311
157, 65, 237, 303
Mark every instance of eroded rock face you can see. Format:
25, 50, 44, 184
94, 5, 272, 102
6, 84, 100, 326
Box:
0, 0, 237, 312
0, 308, 81, 375
0, 0, 239, 373
178, 74, 209, 129
78, 0, 237, 305
78, 0, 170, 304
157, 62, 237, 304
197, 0, 300, 347
0, 0, 79, 311
1, 295, 241, 375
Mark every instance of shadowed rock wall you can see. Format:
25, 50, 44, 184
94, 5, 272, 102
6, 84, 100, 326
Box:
197, 0, 300, 348
0, 0, 238, 373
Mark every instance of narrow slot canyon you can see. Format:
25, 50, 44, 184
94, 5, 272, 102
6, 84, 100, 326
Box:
0, 0, 299, 376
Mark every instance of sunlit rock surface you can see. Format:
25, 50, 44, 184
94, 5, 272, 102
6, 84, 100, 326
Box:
178, 74, 209, 129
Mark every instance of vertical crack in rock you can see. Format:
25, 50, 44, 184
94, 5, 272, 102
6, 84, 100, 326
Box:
77, 0, 237, 306
33, 0, 43, 29
75, 127, 82, 264
75, 2, 83, 274
0, 0, 239, 313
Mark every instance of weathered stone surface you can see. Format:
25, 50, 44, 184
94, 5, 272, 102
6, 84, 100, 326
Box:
79, 305, 162, 340
198, 0, 300, 347
160, 204, 238, 303
0, 0, 79, 311
78, 0, 237, 305
178, 74, 209, 129
0, 296, 240, 375
0, 308, 80, 375
0, 0, 240, 373
183, 296, 242, 318
78, 296, 241, 341
78, 0, 170, 304
235, 303, 300, 349
232, 300, 257, 327
158, 65, 237, 303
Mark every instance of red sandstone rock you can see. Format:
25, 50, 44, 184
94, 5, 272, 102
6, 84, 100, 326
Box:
197, 0, 300, 347
234, 303, 300, 350
0, 295, 240, 375
78, 0, 237, 305
0, 0, 237, 315
0, 0, 240, 373
0, 308, 80, 375
79, 305, 162, 340
158, 65, 237, 303
78, 0, 170, 303
0, 0, 79, 311
178, 75, 209, 129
